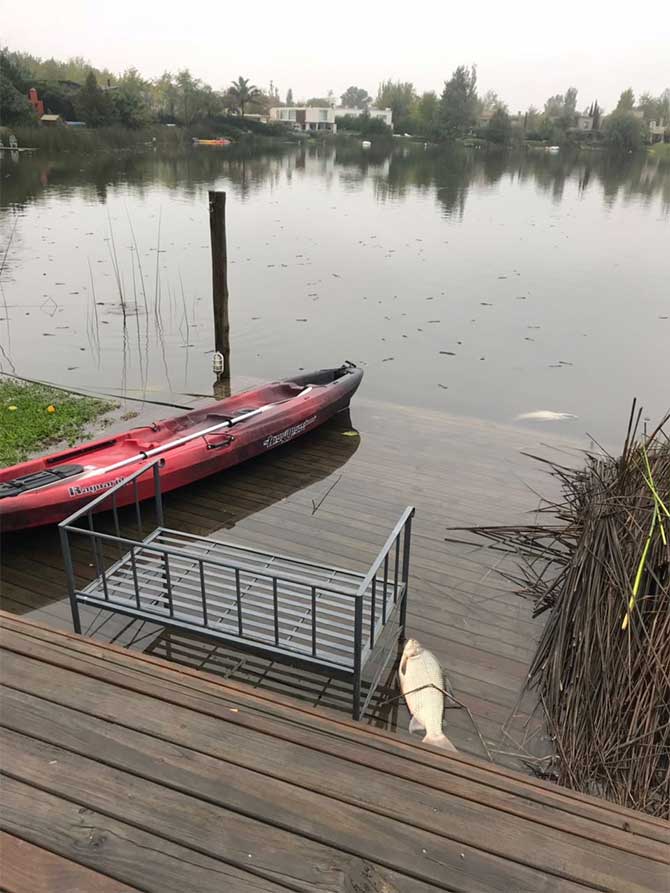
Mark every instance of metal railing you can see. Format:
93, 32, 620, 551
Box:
352, 505, 414, 719
59, 460, 415, 719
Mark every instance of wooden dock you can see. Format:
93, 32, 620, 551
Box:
1, 611, 668, 892
2, 397, 590, 767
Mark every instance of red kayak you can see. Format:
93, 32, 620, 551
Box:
0, 363, 362, 532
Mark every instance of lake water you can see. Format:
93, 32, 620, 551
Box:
1, 141, 668, 443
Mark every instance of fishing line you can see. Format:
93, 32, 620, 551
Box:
378, 681, 493, 762
0, 371, 192, 410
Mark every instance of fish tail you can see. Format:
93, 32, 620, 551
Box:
423, 732, 458, 752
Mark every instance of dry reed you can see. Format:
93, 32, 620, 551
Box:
456, 403, 669, 817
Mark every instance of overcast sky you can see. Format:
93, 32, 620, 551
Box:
4, 0, 668, 112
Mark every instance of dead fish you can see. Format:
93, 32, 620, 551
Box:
516, 410, 577, 421
399, 639, 457, 751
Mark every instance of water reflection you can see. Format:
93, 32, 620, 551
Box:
1, 141, 668, 443
2, 142, 668, 217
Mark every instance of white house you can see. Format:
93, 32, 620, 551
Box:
269, 107, 337, 133
649, 120, 667, 143
335, 107, 393, 127
576, 115, 594, 131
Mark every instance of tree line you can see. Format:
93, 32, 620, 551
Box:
1, 47, 668, 152
368, 73, 669, 150
0, 49, 275, 129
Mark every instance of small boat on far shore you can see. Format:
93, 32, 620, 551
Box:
192, 137, 232, 147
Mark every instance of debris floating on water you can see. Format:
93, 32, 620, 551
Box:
516, 411, 577, 421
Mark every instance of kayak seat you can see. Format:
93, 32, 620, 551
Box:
0, 464, 84, 500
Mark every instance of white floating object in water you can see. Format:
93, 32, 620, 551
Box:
516, 410, 577, 421
361, 140, 371, 149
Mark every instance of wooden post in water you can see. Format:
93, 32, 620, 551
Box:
209, 190, 231, 397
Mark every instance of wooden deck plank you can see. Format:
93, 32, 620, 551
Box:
2, 671, 667, 889
6, 727, 553, 893
0, 831, 142, 893
0, 779, 295, 893
0, 399, 643, 773
2, 615, 667, 844
0, 615, 667, 893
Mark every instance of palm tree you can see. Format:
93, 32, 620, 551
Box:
229, 76, 261, 117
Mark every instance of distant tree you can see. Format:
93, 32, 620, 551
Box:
544, 94, 565, 117
637, 89, 670, 123
198, 83, 224, 118
555, 87, 577, 131
564, 87, 578, 116
175, 69, 202, 124
616, 88, 635, 112
487, 106, 512, 143
660, 88, 670, 123
75, 70, 116, 126
438, 65, 478, 140
0, 48, 30, 91
525, 105, 541, 130
592, 100, 601, 130
0, 75, 34, 125
479, 89, 500, 114
413, 90, 439, 137
334, 112, 391, 137
6, 49, 116, 88
637, 92, 655, 120
153, 71, 178, 121
375, 80, 416, 132
112, 68, 152, 128
340, 86, 371, 109
286, 87, 293, 106
305, 97, 331, 107
604, 110, 644, 151
228, 76, 261, 116
0, 48, 34, 124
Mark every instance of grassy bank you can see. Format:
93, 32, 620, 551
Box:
7, 124, 167, 153
649, 142, 670, 163
0, 379, 115, 466
6, 118, 292, 154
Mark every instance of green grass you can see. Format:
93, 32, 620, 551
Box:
0, 379, 115, 467
7, 120, 291, 155
649, 142, 670, 163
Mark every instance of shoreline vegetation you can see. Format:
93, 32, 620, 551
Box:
1, 48, 668, 156
3, 122, 670, 164
461, 405, 670, 818
3, 120, 294, 154
0, 378, 116, 466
